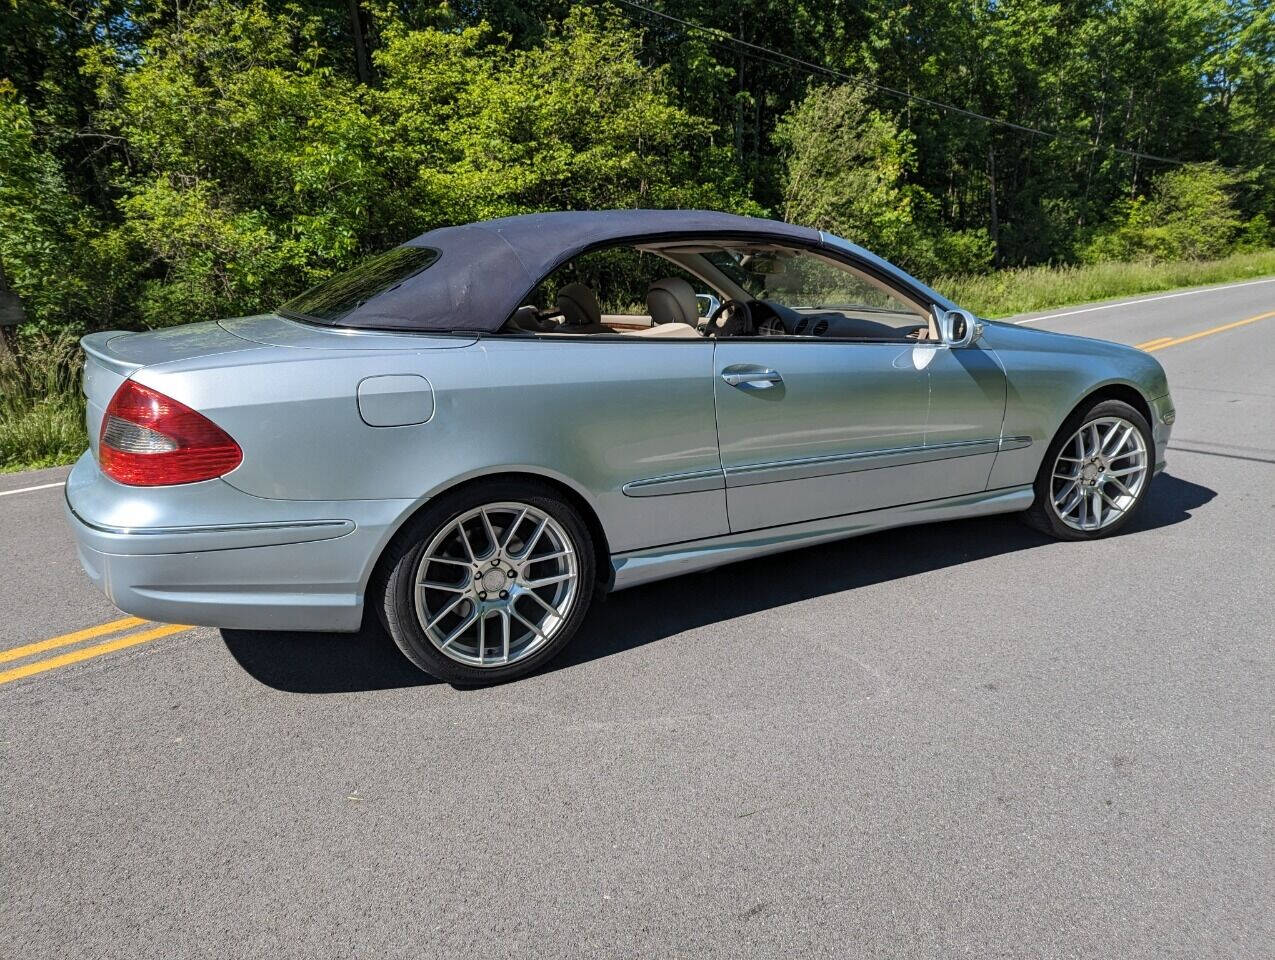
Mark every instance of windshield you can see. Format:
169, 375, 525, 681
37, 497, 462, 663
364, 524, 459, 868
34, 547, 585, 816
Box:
702, 248, 917, 315
279, 246, 440, 324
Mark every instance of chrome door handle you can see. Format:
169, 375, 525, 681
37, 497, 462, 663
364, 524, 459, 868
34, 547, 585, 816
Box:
721, 369, 783, 388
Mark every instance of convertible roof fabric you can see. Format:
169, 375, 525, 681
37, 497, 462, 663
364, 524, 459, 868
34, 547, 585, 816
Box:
328, 210, 821, 332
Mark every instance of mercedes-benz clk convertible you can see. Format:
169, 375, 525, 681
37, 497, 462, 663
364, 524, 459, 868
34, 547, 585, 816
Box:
65, 210, 1174, 683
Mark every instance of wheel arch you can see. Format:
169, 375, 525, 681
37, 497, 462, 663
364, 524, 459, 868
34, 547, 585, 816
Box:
1063, 380, 1155, 438
1022, 379, 1159, 539
365, 469, 615, 606
1024, 379, 1158, 490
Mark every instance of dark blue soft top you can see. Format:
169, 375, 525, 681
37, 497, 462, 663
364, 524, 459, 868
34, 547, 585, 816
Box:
323, 210, 821, 332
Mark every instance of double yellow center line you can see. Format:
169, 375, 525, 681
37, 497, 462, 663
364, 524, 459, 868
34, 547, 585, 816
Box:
0, 617, 192, 686
1136, 310, 1275, 352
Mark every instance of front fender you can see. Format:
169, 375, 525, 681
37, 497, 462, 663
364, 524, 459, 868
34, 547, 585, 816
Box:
980, 321, 1169, 488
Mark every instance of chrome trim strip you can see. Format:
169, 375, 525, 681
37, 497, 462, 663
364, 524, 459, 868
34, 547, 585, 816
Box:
68, 502, 352, 539
622, 468, 725, 498
89, 519, 350, 537
724, 438, 999, 488
997, 435, 1033, 452
610, 485, 1034, 591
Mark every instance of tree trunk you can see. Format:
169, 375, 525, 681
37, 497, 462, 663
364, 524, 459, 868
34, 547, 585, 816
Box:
348, 0, 371, 86
0, 259, 25, 360
987, 143, 1000, 264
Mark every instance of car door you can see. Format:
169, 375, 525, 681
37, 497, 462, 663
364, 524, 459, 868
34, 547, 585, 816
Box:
477, 337, 728, 554
923, 339, 1008, 495
713, 339, 934, 531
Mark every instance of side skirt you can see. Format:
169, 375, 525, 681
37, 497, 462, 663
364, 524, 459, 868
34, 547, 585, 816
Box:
609, 485, 1034, 592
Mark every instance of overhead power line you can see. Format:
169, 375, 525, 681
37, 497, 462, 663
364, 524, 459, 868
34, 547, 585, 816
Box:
613, 0, 1193, 167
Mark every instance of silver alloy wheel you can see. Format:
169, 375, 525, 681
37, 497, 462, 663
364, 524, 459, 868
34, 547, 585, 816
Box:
412, 501, 580, 668
1050, 416, 1149, 532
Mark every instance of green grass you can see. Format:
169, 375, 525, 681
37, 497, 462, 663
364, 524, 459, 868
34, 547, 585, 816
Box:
935, 248, 1275, 318
0, 333, 88, 474
2, 248, 1274, 473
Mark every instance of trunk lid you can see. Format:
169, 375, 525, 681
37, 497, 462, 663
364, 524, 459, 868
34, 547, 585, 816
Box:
218, 313, 477, 351
81, 322, 261, 455
80, 316, 476, 456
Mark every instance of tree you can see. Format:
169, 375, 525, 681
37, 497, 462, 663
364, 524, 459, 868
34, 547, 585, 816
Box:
1, 0, 1272, 339
774, 82, 992, 276
373, 6, 753, 222
32, 1, 752, 330
0, 84, 129, 331
1082, 163, 1244, 262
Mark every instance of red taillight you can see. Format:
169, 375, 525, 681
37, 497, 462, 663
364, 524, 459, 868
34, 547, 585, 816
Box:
99, 380, 242, 486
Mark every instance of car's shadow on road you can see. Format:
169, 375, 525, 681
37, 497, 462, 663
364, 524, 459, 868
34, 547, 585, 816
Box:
222, 473, 1214, 694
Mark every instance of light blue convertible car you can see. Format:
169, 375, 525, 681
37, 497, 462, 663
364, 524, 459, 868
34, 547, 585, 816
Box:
65, 210, 1174, 683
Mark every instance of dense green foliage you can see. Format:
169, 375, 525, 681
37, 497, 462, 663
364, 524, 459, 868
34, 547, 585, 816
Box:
2, 2, 755, 331
1, 1, 1273, 469
2, 0, 1272, 338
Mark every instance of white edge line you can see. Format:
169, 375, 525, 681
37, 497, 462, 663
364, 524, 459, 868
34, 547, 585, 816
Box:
1014, 276, 1275, 324
0, 481, 66, 498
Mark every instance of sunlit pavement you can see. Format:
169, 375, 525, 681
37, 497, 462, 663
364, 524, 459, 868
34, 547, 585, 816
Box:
3, 279, 1272, 959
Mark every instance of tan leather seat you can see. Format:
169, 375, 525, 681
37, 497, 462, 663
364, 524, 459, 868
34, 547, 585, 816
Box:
646, 278, 700, 328
509, 305, 551, 332
555, 283, 612, 335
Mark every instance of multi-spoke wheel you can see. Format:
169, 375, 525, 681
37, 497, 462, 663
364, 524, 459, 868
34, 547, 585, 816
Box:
378, 482, 595, 683
1024, 398, 1154, 540
414, 502, 580, 667
1050, 416, 1149, 532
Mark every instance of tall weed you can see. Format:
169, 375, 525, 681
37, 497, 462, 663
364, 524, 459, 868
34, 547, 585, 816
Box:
937, 249, 1275, 318
0, 333, 87, 471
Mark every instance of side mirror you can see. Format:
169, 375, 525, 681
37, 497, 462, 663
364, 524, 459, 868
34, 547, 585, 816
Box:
696, 293, 721, 319
936, 307, 983, 348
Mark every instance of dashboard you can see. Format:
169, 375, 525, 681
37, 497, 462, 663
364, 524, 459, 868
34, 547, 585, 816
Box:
749, 300, 927, 340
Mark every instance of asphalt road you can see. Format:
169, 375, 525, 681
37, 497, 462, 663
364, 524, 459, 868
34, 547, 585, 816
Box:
3, 278, 1273, 959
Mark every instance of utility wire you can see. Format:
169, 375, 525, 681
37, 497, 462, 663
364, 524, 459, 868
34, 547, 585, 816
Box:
613, 0, 1194, 166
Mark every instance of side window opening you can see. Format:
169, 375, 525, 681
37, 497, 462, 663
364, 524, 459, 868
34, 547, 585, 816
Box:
505, 245, 715, 337
502, 240, 934, 342
700, 248, 933, 340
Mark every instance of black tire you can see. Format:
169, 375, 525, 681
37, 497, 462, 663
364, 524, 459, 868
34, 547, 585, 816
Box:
1022, 397, 1155, 540
375, 479, 596, 685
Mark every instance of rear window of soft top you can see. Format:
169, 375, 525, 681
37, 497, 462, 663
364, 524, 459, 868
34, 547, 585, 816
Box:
279, 246, 440, 324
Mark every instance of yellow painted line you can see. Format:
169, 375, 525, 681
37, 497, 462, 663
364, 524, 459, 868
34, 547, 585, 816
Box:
1135, 336, 1174, 349
0, 622, 191, 686
0, 616, 146, 665
1141, 310, 1275, 352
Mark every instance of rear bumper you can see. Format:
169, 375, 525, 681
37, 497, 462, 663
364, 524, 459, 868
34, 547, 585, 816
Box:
64, 452, 415, 631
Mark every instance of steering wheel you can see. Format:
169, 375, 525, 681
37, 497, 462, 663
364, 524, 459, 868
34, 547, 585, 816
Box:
705, 299, 754, 338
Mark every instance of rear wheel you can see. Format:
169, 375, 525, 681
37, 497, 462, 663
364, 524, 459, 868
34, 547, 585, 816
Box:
1023, 398, 1154, 540
378, 481, 595, 684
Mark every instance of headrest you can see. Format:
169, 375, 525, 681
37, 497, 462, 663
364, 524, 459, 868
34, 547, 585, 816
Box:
645, 277, 698, 326
556, 283, 602, 327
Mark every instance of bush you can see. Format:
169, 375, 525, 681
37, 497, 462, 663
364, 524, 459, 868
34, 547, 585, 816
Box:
0, 332, 87, 471
1081, 163, 1244, 263
1236, 213, 1274, 252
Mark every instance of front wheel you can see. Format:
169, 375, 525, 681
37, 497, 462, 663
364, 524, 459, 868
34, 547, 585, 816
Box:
378, 481, 596, 684
1023, 398, 1154, 540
